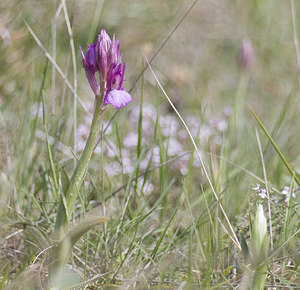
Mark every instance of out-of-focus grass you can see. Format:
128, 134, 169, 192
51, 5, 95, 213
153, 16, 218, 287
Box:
1, 0, 300, 288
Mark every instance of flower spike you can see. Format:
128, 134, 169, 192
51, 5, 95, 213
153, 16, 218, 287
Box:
80, 29, 132, 109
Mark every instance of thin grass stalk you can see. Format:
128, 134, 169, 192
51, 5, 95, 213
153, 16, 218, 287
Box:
24, 21, 88, 113
250, 107, 300, 186
291, 0, 300, 88
233, 73, 248, 129
149, 184, 185, 260
62, 0, 78, 161
147, 58, 241, 251
88, 0, 104, 43
134, 65, 144, 204
42, 93, 59, 199
263, 89, 295, 156
113, 148, 146, 251
51, 7, 56, 115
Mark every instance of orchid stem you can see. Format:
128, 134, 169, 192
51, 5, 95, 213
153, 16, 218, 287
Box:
55, 95, 106, 234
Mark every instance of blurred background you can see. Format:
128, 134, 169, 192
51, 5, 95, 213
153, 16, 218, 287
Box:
1, 0, 298, 110
1, 0, 300, 209
1, 0, 300, 287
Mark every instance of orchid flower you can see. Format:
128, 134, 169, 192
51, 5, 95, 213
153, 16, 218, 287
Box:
80, 29, 132, 109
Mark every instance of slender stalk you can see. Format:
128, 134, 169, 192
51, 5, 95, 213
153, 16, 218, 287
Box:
233, 73, 248, 129
291, 0, 300, 88
55, 96, 106, 233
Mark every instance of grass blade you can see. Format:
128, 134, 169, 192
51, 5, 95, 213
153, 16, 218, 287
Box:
250, 107, 300, 186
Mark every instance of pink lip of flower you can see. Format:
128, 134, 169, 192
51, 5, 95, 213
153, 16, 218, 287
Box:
80, 29, 132, 109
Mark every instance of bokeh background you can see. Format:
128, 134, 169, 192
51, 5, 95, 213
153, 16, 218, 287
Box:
1, 0, 300, 287
2, 0, 299, 211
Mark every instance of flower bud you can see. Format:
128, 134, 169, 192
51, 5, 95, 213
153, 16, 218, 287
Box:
96, 29, 112, 81
80, 43, 99, 95
238, 38, 254, 71
252, 204, 267, 252
249, 204, 269, 290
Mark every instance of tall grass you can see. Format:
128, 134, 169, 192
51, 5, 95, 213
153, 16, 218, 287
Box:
1, 0, 300, 288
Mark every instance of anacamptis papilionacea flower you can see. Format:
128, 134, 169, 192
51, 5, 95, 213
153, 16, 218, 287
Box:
80, 29, 132, 109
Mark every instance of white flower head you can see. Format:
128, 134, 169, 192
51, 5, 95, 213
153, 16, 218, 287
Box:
281, 186, 296, 203
252, 184, 267, 199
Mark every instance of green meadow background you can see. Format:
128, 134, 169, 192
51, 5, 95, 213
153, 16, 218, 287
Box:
1, 0, 300, 288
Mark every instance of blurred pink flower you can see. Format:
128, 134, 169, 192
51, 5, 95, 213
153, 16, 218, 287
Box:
238, 38, 254, 71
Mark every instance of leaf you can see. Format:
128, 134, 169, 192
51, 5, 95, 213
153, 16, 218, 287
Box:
13, 222, 51, 250
50, 216, 110, 275
49, 268, 83, 289
59, 167, 70, 196
25, 225, 51, 249
62, 216, 109, 246
240, 233, 249, 262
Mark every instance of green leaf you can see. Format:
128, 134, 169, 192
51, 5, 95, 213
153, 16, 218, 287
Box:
240, 233, 249, 262
25, 225, 51, 249
50, 216, 110, 276
49, 268, 83, 289
61, 216, 109, 246
13, 222, 51, 250
59, 167, 70, 196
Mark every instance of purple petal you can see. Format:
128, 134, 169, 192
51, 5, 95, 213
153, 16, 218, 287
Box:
109, 34, 120, 67
104, 89, 132, 109
85, 43, 98, 72
79, 44, 99, 95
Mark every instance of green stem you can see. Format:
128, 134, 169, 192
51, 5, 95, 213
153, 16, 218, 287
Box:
55, 96, 106, 234
233, 72, 249, 128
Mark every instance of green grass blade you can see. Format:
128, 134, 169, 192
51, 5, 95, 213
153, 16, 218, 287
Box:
0, 264, 10, 289
87, 0, 104, 43
42, 92, 59, 197
250, 107, 300, 186
134, 64, 144, 199
150, 183, 184, 260
263, 89, 295, 155
30, 59, 49, 144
